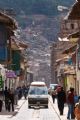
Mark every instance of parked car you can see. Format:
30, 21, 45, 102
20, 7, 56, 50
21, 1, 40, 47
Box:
50, 84, 58, 90
48, 84, 58, 95
28, 81, 48, 108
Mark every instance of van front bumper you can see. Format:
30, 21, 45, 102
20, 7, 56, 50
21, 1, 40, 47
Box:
28, 98, 48, 106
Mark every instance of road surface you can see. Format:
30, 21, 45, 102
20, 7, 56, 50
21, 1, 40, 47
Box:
0, 98, 61, 120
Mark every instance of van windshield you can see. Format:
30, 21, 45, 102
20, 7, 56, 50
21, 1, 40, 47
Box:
28, 86, 48, 95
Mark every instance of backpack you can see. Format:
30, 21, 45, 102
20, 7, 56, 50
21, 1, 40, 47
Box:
74, 96, 79, 103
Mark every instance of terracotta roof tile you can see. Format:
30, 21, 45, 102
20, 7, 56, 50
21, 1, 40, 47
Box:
68, 1, 80, 19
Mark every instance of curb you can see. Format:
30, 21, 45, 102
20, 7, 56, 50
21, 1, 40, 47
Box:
49, 98, 61, 120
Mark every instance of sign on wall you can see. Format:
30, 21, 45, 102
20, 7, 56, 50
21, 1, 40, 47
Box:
0, 23, 8, 62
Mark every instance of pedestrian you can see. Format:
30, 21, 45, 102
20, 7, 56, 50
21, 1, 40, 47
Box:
67, 87, 75, 119
57, 87, 66, 115
0, 99, 2, 112
51, 89, 56, 103
14, 88, 18, 105
22, 85, 27, 99
74, 101, 80, 120
8, 88, 15, 112
4, 87, 9, 111
24, 87, 29, 99
74, 96, 80, 120
18, 87, 22, 100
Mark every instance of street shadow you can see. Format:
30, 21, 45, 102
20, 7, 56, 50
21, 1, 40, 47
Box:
0, 111, 18, 116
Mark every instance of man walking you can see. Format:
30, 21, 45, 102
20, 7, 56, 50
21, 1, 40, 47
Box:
67, 87, 75, 119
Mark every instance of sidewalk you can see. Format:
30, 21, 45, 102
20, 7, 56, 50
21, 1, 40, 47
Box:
0, 97, 26, 116
49, 96, 68, 120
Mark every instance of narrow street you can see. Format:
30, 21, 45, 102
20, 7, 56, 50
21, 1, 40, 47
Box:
0, 97, 61, 120
0, 1, 80, 120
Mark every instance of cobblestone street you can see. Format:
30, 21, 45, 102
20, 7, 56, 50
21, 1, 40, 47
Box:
0, 96, 69, 120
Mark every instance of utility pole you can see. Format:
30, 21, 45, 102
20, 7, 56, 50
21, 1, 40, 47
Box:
51, 42, 57, 84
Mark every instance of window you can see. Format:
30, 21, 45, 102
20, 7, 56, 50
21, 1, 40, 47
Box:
71, 23, 74, 29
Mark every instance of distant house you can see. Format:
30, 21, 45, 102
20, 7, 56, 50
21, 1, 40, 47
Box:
59, 0, 80, 39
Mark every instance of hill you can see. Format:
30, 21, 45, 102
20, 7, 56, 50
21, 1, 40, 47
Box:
0, 0, 75, 16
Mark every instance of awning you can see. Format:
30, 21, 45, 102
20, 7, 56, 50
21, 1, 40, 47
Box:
6, 70, 16, 78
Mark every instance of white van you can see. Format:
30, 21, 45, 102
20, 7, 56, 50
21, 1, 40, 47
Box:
28, 81, 48, 108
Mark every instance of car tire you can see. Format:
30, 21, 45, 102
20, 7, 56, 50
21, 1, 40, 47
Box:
28, 105, 31, 109
45, 105, 48, 108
